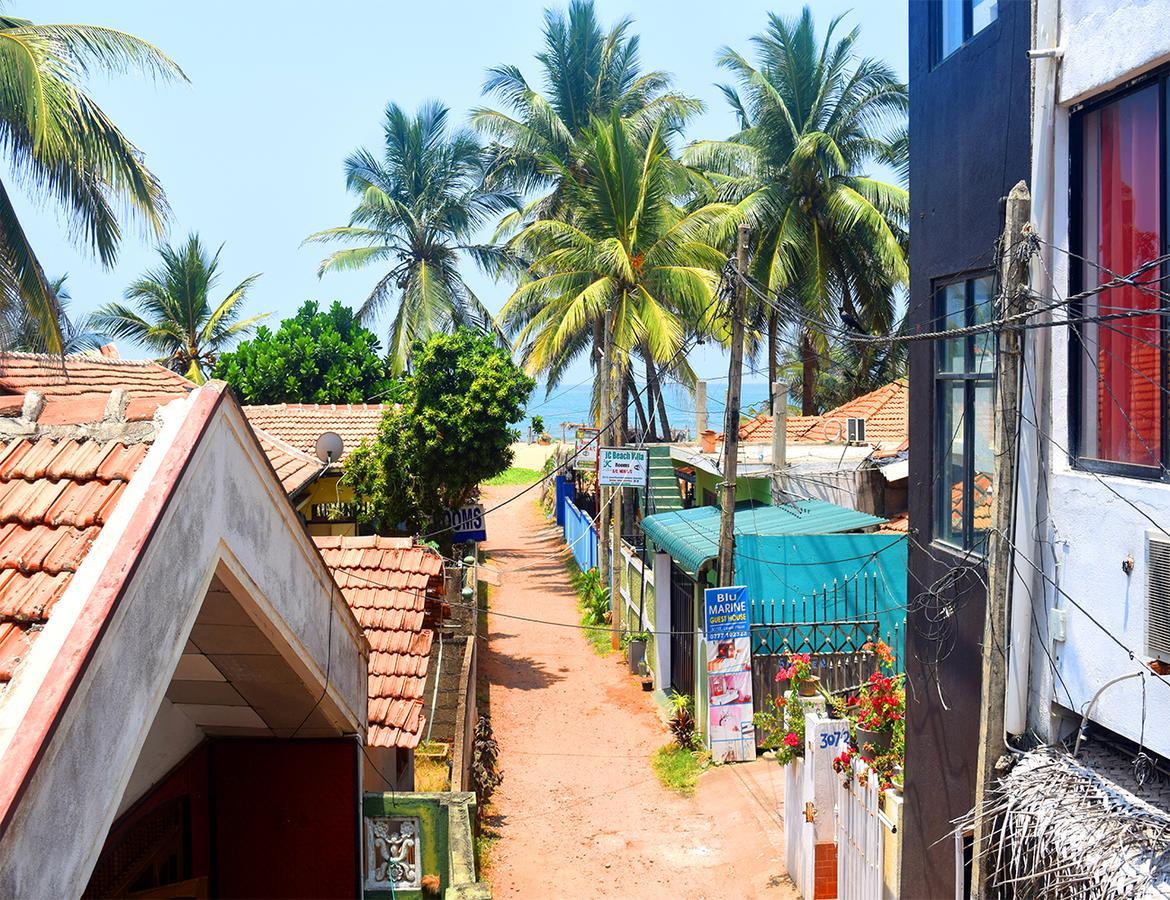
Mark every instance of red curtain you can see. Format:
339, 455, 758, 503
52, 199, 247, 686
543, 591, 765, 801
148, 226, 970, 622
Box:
1095, 85, 1161, 466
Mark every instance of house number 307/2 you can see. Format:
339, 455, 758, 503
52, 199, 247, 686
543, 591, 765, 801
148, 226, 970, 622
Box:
819, 730, 849, 750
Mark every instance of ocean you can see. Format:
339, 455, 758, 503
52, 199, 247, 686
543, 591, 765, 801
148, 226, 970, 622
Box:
523, 379, 774, 441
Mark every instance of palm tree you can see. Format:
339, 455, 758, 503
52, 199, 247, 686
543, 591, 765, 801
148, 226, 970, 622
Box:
473, 0, 700, 231
501, 114, 736, 439
0, 15, 184, 353
305, 102, 518, 374
92, 234, 266, 384
11, 275, 105, 353
474, 1, 702, 429
684, 7, 908, 414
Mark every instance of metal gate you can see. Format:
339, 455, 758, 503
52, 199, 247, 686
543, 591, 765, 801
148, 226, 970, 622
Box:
669, 562, 695, 697
835, 758, 885, 900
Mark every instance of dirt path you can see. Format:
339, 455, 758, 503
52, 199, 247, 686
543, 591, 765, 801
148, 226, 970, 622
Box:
479, 484, 798, 899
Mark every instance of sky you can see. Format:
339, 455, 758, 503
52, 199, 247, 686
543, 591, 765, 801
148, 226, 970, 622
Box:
18, 1, 909, 387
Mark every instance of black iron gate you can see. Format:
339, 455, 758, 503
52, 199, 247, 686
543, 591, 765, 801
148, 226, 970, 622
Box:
669, 562, 695, 697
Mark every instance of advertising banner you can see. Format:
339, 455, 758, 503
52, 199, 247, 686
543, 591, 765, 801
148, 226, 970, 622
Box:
704, 586, 756, 763
598, 447, 649, 487
446, 503, 487, 543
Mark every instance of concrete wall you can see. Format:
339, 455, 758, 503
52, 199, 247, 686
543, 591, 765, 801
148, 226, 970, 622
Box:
0, 389, 368, 897
1027, 0, 1170, 759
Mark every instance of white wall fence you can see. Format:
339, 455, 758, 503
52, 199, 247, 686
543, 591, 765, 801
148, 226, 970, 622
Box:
618, 540, 653, 632
783, 701, 903, 900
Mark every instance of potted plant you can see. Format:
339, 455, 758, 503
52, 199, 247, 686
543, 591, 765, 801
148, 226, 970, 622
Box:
851, 642, 904, 762
776, 651, 820, 696
627, 631, 650, 675
753, 691, 805, 765
639, 660, 654, 691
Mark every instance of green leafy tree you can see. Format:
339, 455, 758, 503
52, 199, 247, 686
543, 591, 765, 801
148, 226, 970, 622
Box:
500, 113, 735, 436
0, 15, 185, 353
213, 300, 400, 404
344, 329, 534, 540
684, 7, 908, 414
92, 234, 267, 384
305, 102, 519, 374
473, 0, 700, 232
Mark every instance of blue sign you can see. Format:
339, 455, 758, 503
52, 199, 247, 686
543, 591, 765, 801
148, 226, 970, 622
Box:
704, 585, 750, 640
447, 503, 487, 542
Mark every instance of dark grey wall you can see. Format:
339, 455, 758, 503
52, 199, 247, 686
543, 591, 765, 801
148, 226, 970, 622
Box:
904, 1, 1032, 897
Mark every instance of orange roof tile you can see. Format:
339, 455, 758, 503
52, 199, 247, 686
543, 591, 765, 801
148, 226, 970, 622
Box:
251, 428, 322, 496
0, 437, 150, 689
801, 380, 908, 444
243, 404, 388, 460
738, 413, 822, 444
878, 512, 909, 535
314, 535, 444, 749
734, 380, 908, 447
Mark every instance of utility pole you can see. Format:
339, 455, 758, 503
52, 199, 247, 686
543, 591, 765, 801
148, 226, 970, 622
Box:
695, 379, 707, 439
972, 181, 1031, 897
717, 223, 751, 586
771, 381, 788, 503
598, 309, 612, 619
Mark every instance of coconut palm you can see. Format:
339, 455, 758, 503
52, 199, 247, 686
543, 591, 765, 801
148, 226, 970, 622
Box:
92, 235, 266, 384
501, 113, 736, 438
473, 0, 700, 233
10, 275, 105, 353
684, 7, 908, 414
0, 15, 184, 353
306, 102, 518, 374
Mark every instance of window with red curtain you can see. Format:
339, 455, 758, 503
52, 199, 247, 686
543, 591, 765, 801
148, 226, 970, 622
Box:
1078, 83, 1163, 471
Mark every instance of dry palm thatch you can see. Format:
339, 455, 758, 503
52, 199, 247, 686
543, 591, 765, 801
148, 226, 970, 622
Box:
960, 748, 1170, 899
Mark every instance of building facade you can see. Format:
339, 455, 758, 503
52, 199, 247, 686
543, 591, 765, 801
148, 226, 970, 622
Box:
904, 0, 1032, 895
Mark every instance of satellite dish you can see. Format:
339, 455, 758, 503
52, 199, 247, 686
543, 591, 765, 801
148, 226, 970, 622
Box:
315, 431, 345, 464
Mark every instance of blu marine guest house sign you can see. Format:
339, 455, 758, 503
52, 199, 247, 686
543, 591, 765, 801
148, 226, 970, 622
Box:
703, 586, 756, 763
598, 447, 649, 487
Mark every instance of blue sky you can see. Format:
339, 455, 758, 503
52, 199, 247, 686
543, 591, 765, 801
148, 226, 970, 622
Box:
18, 1, 908, 386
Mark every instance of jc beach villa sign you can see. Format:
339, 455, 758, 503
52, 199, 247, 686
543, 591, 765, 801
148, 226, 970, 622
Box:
704, 586, 756, 762
598, 447, 649, 487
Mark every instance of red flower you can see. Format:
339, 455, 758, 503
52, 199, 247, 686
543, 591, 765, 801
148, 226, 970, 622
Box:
784, 732, 800, 748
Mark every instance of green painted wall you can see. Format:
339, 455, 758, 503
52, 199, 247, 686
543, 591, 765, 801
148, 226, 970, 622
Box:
692, 469, 771, 507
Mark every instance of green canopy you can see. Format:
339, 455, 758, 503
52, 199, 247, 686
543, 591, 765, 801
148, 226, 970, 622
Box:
641, 500, 887, 576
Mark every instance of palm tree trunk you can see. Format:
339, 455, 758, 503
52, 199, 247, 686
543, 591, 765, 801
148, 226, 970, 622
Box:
629, 371, 649, 440
641, 355, 659, 441
801, 330, 818, 416
647, 358, 671, 440
839, 275, 874, 389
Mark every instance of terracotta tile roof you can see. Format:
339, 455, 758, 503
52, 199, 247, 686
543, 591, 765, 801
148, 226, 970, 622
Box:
0, 352, 191, 425
734, 380, 908, 448
801, 380, 908, 444
878, 512, 909, 535
951, 472, 994, 533
0, 438, 151, 688
251, 429, 322, 496
314, 535, 444, 749
738, 413, 822, 444
242, 404, 388, 460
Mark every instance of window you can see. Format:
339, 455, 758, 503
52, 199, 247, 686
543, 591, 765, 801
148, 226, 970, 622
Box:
935, 0, 998, 64
1072, 76, 1166, 477
935, 275, 995, 551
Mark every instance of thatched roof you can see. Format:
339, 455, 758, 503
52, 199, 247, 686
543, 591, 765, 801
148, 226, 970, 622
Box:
964, 747, 1170, 899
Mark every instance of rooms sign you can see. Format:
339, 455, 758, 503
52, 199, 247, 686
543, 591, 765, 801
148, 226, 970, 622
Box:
597, 447, 649, 487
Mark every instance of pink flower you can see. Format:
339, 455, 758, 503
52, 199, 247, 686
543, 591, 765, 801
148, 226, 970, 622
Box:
784, 732, 800, 748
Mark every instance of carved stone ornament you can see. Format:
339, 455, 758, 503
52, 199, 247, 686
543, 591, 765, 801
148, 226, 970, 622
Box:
364, 816, 421, 891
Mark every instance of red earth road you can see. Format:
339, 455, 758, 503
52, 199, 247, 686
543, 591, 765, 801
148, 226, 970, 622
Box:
479, 483, 798, 899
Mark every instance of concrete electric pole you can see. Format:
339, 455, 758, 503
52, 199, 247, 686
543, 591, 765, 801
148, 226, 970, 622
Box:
717, 224, 751, 586
972, 180, 1031, 897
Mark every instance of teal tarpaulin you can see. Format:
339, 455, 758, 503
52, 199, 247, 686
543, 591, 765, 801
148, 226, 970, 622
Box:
736, 532, 907, 640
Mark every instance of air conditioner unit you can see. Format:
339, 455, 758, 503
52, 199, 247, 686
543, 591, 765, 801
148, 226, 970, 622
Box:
1148, 533, 1170, 662
846, 417, 867, 444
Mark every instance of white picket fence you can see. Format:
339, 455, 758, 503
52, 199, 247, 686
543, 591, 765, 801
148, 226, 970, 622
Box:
835, 759, 885, 900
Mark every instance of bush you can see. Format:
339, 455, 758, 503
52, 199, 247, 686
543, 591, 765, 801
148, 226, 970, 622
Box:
668, 693, 700, 751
